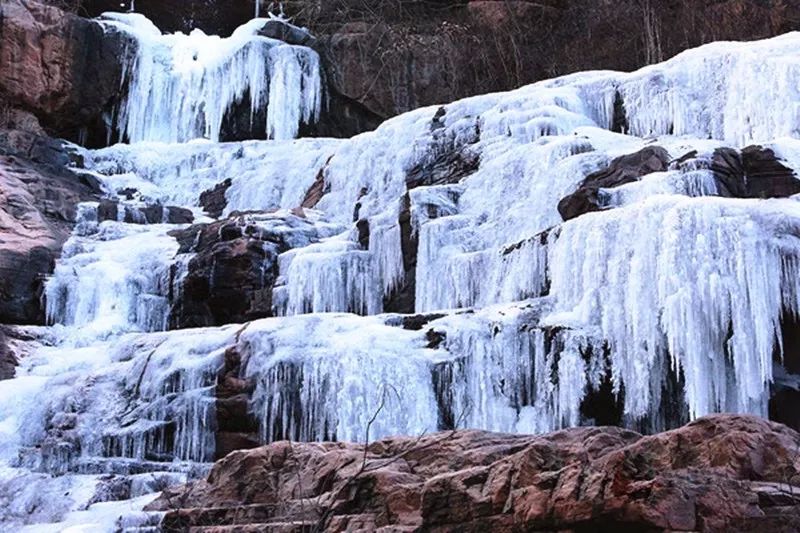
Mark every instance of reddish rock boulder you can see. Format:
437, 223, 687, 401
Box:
198, 179, 233, 219
149, 414, 800, 532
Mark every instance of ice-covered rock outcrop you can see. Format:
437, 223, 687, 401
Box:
101, 13, 323, 144
3, 24, 800, 532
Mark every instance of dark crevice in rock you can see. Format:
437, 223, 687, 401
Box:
383, 193, 418, 314
301, 157, 332, 209
215, 345, 259, 459
611, 89, 628, 134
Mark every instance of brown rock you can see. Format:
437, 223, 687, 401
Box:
712, 145, 800, 198
0, 327, 19, 380
558, 146, 670, 221
0, 0, 133, 145
149, 414, 800, 532
0, 148, 101, 323
168, 210, 335, 328
199, 178, 232, 219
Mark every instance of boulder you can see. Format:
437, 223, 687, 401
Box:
559, 145, 800, 222
168, 210, 340, 328
168, 216, 284, 329
198, 179, 232, 219
149, 414, 800, 532
712, 145, 800, 198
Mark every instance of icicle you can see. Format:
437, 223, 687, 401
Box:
546, 195, 800, 421
101, 14, 322, 143
280, 238, 382, 316
86, 138, 340, 209
44, 221, 179, 343
432, 304, 593, 434
243, 316, 439, 443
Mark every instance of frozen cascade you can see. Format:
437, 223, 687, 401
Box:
413, 135, 602, 313
276, 236, 383, 316
243, 316, 440, 443
44, 211, 181, 343
546, 195, 800, 420
84, 138, 340, 208
101, 13, 322, 143
4, 30, 800, 531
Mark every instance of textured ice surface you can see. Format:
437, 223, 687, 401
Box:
547, 195, 800, 420
5, 30, 800, 532
84, 138, 341, 208
101, 14, 322, 143
44, 216, 181, 344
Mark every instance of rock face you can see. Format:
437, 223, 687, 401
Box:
712, 146, 800, 198
558, 146, 671, 221
0, 139, 101, 324
8, 0, 800, 143
559, 145, 800, 221
214, 345, 260, 459
77, 0, 800, 124
150, 414, 800, 532
169, 215, 284, 329
0, 328, 18, 380
169, 210, 340, 328
198, 179, 232, 219
0, 0, 133, 145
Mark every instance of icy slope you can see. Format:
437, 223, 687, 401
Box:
2, 28, 800, 531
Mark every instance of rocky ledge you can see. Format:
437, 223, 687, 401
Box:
150, 414, 800, 532
0, 135, 102, 324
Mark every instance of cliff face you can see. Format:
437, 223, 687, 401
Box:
0, 134, 101, 324
4, 0, 799, 143
0, 0, 134, 145
76, 0, 800, 121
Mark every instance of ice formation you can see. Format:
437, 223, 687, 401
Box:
83, 138, 340, 208
102, 13, 322, 143
547, 196, 800, 420
44, 208, 182, 343
3, 24, 800, 531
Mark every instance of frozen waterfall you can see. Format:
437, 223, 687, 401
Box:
101, 13, 322, 144
3, 27, 800, 531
